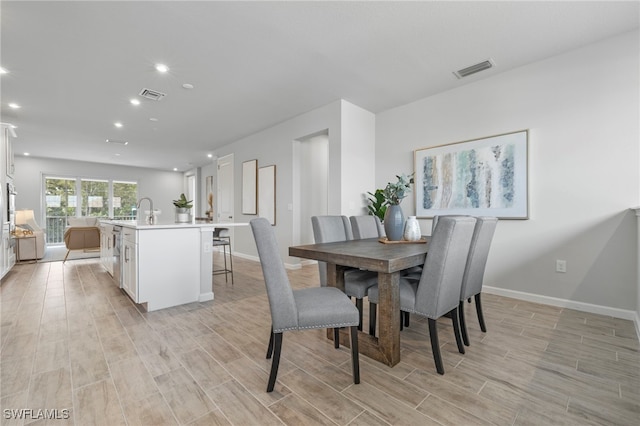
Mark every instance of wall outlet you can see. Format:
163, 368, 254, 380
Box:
556, 259, 567, 273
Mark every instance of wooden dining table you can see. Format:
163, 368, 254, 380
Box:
289, 237, 429, 367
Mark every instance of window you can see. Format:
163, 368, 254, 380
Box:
113, 181, 138, 220
44, 176, 137, 244
81, 179, 108, 217
45, 177, 77, 244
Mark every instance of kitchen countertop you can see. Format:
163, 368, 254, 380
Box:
101, 219, 248, 230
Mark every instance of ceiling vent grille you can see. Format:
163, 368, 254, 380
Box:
106, 139, 128, 145
453, 59, 495, 79
139, 88, 166, 101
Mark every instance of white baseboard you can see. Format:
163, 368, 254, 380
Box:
232, 251, 316, 270
198, 292, 214, 302
485, 285, 637, 321
485, 285, 640, 341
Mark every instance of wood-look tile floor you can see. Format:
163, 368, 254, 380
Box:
1, 254, 638, 425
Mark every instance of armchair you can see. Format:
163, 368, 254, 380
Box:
63, 217, 101, 262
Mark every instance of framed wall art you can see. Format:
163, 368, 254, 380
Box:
258, 165, 276, 225
414, 130, 529, 219
242, 159, 258, 215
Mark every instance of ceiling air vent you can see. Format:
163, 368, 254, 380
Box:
138, 88, 166, 101
453, 59, 495, 79
106, 139, 128, 145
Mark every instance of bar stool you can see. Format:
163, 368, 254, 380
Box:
212, 228, 234, 284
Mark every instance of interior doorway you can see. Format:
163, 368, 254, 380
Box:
293, 131, 329, 247
216, 154, 235, 241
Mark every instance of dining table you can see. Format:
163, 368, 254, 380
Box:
289, 237, 429, 367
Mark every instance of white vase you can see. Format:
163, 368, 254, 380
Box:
175, 207, 191, 223
403, 216, 421, 241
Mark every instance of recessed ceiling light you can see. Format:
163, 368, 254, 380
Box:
173, 167, 178, 171
23, 152, 30, 156
149, 117, 158, 122
8, 103, 20, 109
182, 83, 194, 90
0, 67, 8, 74
130, 98, 140, 106
114, 122, 123, 128
207, 154, 213, 158
155, 63, 169, 73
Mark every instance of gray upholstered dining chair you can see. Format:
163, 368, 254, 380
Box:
312, 216, 378, 331
250, 217, 360, 392
368, 216, 476, 374
349, 215, 385, 239
458, 216, 498, 346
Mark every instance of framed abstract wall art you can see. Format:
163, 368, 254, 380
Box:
414, 130, 529, 219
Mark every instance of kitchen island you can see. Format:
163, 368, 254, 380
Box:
101, 219, 246, 312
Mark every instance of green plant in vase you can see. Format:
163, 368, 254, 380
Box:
382, 173, 414, 240
173, 193, 193, 223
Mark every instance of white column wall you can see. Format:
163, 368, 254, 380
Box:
340, 100, 376, 217
216, 99, 376, 266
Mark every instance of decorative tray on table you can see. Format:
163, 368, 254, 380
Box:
378, 237, 427, 244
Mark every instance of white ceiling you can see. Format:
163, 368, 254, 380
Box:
1, 1, 638, 171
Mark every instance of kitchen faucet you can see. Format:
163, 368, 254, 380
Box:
136, 197, 155, 224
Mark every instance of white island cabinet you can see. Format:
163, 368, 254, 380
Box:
100, 223, 114, 276
102, 220, 244, 312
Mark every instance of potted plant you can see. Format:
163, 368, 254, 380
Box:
382, 173, 414, 240
173, 193, 193, 223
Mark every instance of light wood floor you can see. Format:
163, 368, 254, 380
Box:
1, 255, 638, 425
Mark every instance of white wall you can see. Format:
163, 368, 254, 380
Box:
13, 156, 184, 226
341, 101, 376, 216
377, 31, 639, 313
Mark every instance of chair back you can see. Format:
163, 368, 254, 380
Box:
460, 217, 498, 300
311, 216, 353, 286
415, 216, 476, 318
250, 218, 298, 332
350, 215, 385, 239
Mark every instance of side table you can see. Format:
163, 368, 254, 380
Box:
13, 234, 37, 263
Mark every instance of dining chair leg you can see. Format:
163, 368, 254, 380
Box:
451, 307, 465, 354
459, 301, 470, 346
334, 328, 340, 348
400, 311, 404, 331
267, 332, 283, 392
475, 293, 487, 332
266, 327, 274, 358
368, 302, 377, 336
404, 312, 410, 327
350, 325, 360, 384
428, 318, 444, 375
356, 298, 364, 331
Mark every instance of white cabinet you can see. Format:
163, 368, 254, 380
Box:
100, 224, 114, 276
121, 228, 138, 301
2, 223, 15, 276
1, 124, 16, 279
4, 126, 14, 178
